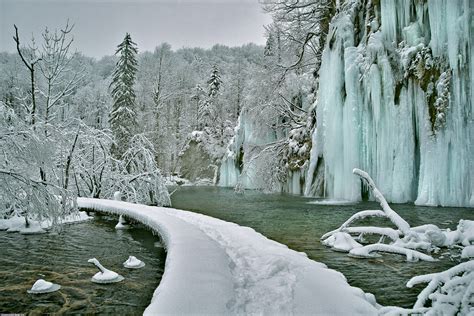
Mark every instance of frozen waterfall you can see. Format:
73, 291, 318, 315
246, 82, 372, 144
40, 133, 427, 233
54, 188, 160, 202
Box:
307, 0, 473, 207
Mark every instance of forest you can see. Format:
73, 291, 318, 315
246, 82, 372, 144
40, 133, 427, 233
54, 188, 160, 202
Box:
0, 0, 473, 315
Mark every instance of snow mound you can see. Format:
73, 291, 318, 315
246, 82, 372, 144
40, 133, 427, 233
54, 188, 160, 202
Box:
27, 279, 61, 294
78, 197, 378, 315
123, 256, 145, 269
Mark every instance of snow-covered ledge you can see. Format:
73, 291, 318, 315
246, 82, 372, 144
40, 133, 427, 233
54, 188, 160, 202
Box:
78, 198, 378, 315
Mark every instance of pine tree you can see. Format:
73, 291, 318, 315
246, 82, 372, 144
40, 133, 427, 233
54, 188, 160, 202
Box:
199, 65, 223, 129
109, 33, 138, 158
207, 64, 222, 98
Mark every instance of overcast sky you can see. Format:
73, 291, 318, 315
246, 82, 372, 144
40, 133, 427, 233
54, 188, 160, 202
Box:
0, 0, 272, 58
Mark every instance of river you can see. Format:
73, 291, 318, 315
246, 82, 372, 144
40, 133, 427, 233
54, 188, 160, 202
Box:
0, 215, 165, 314
171, 186, 473, 308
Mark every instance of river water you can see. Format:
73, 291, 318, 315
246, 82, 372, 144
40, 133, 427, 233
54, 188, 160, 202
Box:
1, 187, 472, 312
0, 215, 165, 314
170, 186, 473, 308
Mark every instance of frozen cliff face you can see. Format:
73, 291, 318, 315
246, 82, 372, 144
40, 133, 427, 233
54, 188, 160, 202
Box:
307, 0, 473, 206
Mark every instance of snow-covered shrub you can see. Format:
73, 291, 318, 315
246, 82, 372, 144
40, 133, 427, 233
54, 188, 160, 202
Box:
109, 133, 170, 206
321, 169, 473, 262
0, 102, 77, 227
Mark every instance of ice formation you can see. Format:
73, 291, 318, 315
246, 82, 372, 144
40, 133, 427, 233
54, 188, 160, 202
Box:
78, 197, 378, 315
27, 279, 61, 294
307, 0, 473, 207
322, 169, 474, 261
219, 0, 473, 207
88, 258, 124, 284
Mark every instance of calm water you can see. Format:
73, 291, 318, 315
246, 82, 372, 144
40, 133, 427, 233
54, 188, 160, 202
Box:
0, 215, 165, 314
171, 186, 474, 308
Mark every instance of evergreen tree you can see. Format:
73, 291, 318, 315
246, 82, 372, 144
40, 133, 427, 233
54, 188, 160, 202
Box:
109, 33, 138, 158
207, 64, 222, 97
199, 65, 223, 129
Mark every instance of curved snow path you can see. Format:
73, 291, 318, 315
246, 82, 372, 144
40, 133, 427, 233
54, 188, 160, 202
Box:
78, 198, 378, 315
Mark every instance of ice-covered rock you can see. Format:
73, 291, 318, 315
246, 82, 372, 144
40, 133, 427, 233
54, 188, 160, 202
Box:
123, 256, 145, 269
88, 258, 124, 284
27, 279, 61, 294
115, 215, 129, 229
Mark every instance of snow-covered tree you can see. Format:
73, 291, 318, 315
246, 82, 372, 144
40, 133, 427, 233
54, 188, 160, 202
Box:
109, 133, 170, 206
109, 33, 138, 158
207, 64, 222, 98
199, 65, 223, 129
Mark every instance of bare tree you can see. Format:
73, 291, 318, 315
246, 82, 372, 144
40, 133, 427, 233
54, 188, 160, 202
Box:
13, 25, 41, 125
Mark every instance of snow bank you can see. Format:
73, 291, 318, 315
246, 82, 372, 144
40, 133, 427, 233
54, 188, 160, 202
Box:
78, 197, 378, 315
0, 211, 92, 234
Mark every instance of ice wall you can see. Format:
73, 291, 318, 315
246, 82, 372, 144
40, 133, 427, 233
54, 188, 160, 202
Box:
218, 108, 279, 189
307, 0, 473, 206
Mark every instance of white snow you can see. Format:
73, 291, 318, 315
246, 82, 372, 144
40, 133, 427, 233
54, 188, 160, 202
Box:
0, 211, 92, 234
461, 246, 474, 259
123, 255, 145, 269
27, 279, 61, 294
78, 197, 378, 315
88, 258, 124, 283
115, 215, 129, 229
307, 199, 357, 205
322, 169, 473, 263
349, 244, 436, 262
322, 231, 363, 252
402, 260, 474, 314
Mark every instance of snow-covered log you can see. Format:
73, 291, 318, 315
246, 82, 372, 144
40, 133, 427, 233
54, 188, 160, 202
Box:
343, 227, 400, 241
78, 198, 378, 315
322, 170, 472, 263
321, 210, 386, 240
349, 244, 436, 262
321, 232, 362, 252
353, 168, 411, 235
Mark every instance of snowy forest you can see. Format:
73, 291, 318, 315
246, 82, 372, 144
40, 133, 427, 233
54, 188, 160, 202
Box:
0, 0, 473, 315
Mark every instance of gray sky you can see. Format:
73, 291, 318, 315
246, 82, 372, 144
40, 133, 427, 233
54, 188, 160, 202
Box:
0, 0, 272, 58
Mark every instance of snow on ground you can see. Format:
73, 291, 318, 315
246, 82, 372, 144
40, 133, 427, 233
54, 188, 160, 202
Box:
77, 197, 378, 315
0, 211, 92, 234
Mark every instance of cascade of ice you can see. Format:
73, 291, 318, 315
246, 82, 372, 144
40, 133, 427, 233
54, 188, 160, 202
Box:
218, 108, 278, 189
306, 0, 473, 207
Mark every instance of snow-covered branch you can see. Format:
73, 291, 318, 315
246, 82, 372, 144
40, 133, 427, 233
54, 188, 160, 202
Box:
322, 169, 473, 262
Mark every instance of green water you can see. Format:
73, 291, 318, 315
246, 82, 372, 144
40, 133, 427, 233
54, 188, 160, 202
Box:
170, 186, 473, 308
0, 216, 165, 314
